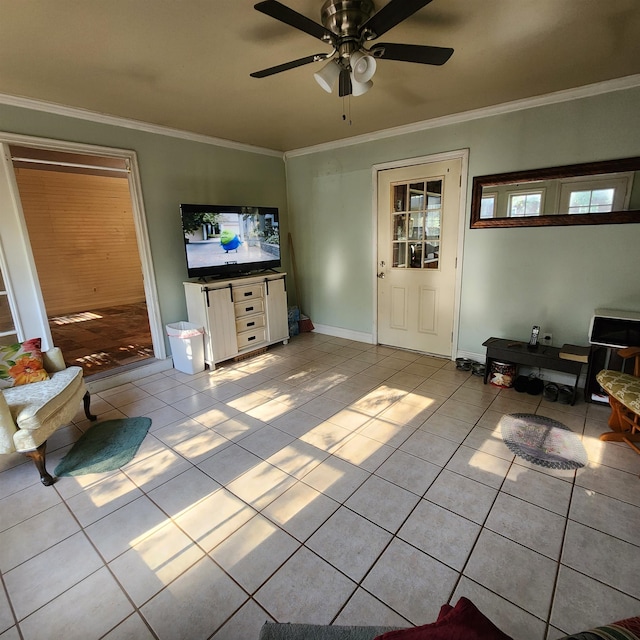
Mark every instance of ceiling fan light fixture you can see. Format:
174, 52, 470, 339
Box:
350, 50, 377, 83
350, 76, 373, 96
252, 0, 455, 102
313, 59, 342, 93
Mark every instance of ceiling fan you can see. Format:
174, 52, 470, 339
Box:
250, 0, 454, 97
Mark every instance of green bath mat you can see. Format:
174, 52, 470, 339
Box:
54, 417, 152, 477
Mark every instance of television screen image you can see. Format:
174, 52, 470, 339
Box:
181, 204, 281, 278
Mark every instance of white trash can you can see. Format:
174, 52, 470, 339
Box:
166, 322, 205, 374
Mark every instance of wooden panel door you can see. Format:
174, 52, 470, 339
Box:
377, 158, 462, 357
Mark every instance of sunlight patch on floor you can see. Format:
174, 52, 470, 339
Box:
50, 311, 103, 325
580, 433, 604, 466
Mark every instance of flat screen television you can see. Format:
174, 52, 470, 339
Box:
181, 203, 281, 279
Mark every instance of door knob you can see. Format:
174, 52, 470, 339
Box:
377, 272, 385, 279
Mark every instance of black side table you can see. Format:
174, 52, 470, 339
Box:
482, 337, 585, 405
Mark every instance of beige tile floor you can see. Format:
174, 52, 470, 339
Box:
1, 332, 639, 640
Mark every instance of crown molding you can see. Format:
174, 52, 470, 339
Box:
0, 93, 284, 159
1, 73, 639, 160
285, 74, 640, 158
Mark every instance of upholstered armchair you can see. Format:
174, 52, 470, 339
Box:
0, 346, 96, 485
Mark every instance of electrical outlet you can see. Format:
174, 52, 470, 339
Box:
541, 332, 552, 345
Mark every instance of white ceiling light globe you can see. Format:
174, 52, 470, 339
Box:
350, 51, 377, 83
351, 77, 373, 96
314, 60, 341, 93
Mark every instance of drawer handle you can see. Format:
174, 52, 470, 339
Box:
248, 336, 256, 342
247, 321, 255, 327
246, 306, 254, 312
244, 291, 253, 297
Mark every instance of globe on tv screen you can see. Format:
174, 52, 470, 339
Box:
181, 204, 280, 278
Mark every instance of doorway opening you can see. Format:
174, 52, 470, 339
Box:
10, 145, 155, 377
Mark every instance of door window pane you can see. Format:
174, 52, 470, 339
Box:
425, 208, 441, 268
393, 213, 407, 240
409, 243, 422, 269
393, 184, 407, 212
408, 212, 423, 240
392, 243, 407, 268
427, 180, 442, 196
409, 182, 425, 211
391, 178, 443, 269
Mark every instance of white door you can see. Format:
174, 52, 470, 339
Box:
377, 158, 462, 357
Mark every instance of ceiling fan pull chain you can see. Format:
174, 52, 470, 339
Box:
342, 95, 352, 125
342, 97, 346, 122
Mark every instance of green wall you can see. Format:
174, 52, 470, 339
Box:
285, 87, 640, 355
2, 86, 639, 361
0, 104, 288, 346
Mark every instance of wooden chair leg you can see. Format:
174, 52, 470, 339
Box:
622, 436, 640, 455
599, 395, 640, 458
83, 391, 97, 421
600, 431, 640, 443
605, 396, 628, 431
24, 442, 54, 486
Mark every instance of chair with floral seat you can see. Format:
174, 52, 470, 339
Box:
0, 339, 96, 485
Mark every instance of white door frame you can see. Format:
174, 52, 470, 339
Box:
371, 149, 469, 359
0, 131, 165, 359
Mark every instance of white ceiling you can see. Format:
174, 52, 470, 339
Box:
1, 0, 640, 152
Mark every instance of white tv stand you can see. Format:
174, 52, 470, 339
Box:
184, 272, 289, 369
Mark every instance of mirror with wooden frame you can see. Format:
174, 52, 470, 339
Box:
470, 157, 640, 228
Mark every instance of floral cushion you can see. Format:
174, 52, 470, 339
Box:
596, 369, 640, 414
0, 338, 50, 390
558, 615, 640, 639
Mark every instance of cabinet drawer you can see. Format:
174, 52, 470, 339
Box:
232, 284, 264, 303
234, 299, 265, 318
236, 314, 265, 333
237, 327, 266, 350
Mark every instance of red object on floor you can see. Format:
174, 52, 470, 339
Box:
374, 597, 513, 640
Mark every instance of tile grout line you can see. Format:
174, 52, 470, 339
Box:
544, 458, 581, 639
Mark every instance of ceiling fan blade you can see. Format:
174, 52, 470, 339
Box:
254, 1, 334, 42
251, 53, 329, 78
338, 68, 352, 97
370, 43, 453, 66
360, 0, 434, 39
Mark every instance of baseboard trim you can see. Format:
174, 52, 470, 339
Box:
311, 323, 374, 344
86, 357, 174, 393
455, 350, 485, 363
